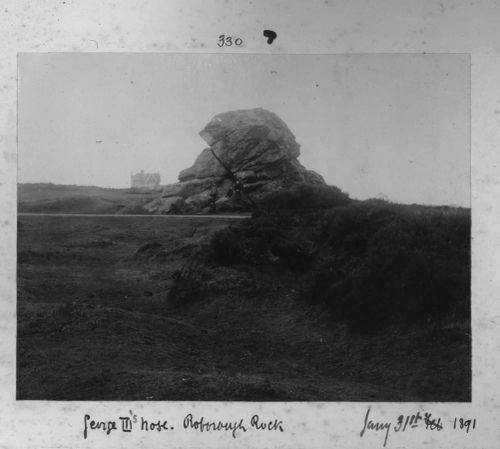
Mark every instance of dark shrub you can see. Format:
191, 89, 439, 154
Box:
205, 214, 317, 270
301, 202, 470, 331
269, 236, 316, 270
205, 188, 470, 332
260, 184, 350, 211
205, 227, 245, 266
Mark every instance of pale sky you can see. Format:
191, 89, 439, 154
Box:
18, 53, 470, 206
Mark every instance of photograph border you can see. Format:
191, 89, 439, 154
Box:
1, 1, 498, 448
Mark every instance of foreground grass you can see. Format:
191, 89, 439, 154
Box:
17, 206, 470, 401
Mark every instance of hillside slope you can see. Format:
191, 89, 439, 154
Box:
18, 183, 157, 214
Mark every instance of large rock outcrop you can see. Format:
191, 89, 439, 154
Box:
147, 108, 325, 214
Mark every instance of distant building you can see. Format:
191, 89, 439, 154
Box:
130, 170, 161, 190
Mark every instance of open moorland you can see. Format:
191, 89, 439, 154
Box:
18, 183, 158, 214
17, 185, 471, 401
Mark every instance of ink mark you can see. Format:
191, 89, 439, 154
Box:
90, 39, 98, 49
263, 30, 277, 44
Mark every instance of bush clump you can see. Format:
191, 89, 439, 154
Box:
205, 214, 316, 270
260, 184, 350, 211
204, 193, 471, 332
301, 202, 470, 331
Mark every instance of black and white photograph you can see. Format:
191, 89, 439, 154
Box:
16, 52, 471, 402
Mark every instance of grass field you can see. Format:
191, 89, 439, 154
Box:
17, 183, 157, 214
17, 213, 471, 401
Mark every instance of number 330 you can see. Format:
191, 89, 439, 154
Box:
218, 35, 243, 47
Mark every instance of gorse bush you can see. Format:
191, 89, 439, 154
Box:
260, 183, 350, 211
205, 227, 244, 266
206, 214, 317, 270
204, 192, 470, 332
301, 202, 470, 330
318, 207, 468, 329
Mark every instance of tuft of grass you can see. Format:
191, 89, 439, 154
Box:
167, 261, 207, 307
